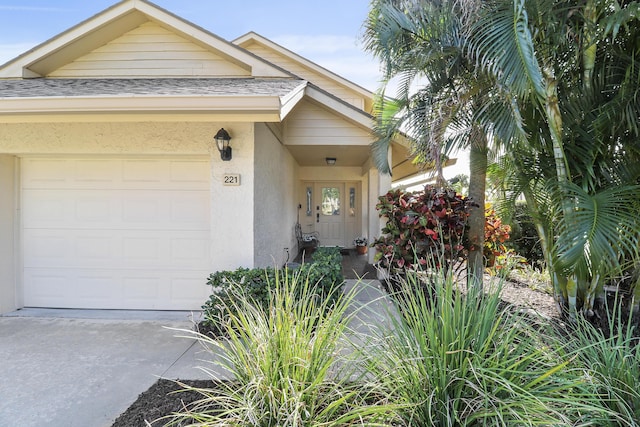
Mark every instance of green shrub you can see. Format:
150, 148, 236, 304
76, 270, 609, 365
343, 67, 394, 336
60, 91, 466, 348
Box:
560, 300, 640, 425
168, 270, 396, 426
362, 267, 608, 426
202, 247, 344, 333
299, 246, 344, 302
507, 203, 545, 267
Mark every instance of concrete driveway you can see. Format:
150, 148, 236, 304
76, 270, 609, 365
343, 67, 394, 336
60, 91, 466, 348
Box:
0, 309, 224, 427
0, 280, 391, 427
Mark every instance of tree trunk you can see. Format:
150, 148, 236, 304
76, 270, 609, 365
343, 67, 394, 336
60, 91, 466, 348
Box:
467, 125, 488, 289
582, 0, 597, 92
543, 69, 577, 316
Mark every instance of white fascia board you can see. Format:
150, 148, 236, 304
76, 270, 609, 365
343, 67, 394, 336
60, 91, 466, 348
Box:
0, 112, 280, 123
279, 81, 308, 120
0, 95, 282, 122
0, 112, 281, 123
304, 86, 374, 130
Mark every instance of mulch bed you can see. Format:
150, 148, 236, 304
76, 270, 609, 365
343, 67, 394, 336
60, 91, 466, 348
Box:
111, 379, 222, 427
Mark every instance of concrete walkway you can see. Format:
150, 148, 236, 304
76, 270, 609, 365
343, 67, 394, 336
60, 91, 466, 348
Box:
0, 310, 222, 427
0, 279, 391, 427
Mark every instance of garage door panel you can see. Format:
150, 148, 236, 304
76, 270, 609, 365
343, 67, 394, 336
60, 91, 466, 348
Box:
25, 267, 211, 310
122, 236, 162, 261
22, 157, 212, 310
24, 229, 114, 269
24, 272, 69, 304
23, 190, 116, 229
76, 197, 113, 222
121, 195, 163, 224
22, 192, 69, 225
169, 160, 211, 184
170, 193, 210, 225
169, 273, 212, 305
24, 189, 209, 231
22, 158, 210, 190
22, 159, 71, 186
169, 237, 210, 263
76, 235, 115, 261
25, 229, 210, 270
76, 274, 121, 301
23, 231, 70, 262
74, 159, 120, 183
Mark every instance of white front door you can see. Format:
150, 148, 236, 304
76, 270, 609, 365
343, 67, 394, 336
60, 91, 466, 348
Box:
315, 182, 345, 247
299, 182, 361, 248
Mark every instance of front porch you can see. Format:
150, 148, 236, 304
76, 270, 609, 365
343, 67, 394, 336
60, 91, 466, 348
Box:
293, 247, 377, 280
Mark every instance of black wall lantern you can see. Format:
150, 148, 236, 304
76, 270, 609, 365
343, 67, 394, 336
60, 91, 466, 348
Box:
214, 128, 232, 161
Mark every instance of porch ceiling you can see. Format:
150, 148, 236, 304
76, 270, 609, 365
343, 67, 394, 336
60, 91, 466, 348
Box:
287, 145, 370, 167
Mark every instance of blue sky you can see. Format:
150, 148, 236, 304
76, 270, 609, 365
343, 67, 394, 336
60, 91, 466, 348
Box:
0, 0, 384, 92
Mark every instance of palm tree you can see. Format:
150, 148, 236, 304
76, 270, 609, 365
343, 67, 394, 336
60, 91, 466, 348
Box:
465, 0, 640, 317
363, 0, 526, 288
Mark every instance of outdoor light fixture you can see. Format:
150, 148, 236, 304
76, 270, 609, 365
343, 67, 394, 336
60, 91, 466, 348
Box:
214, 128, 232, 161
325, 157, 336, 166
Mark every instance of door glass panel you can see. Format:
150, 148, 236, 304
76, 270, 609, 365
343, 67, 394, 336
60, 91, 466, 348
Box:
349, 187, 356, 216
321, 187, 340, 216
306, 187, 312, 216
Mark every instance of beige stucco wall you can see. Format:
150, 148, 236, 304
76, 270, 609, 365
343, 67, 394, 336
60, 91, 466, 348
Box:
210, 123, 256, 270
253, 123, 298, 267
0, 155, 17, 314
0, 122, 213, 154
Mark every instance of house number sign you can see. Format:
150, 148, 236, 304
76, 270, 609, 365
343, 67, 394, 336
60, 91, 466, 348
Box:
223, 173, 240, 186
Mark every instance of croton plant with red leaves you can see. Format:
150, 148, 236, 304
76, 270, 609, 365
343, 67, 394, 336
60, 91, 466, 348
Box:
484, 207, 512, 268
373, 186, 475, 271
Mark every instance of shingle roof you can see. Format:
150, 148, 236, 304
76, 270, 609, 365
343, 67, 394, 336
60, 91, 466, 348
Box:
0, 78, 305, 98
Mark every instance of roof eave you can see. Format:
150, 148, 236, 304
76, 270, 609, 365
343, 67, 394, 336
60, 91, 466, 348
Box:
0, 94, 284, 123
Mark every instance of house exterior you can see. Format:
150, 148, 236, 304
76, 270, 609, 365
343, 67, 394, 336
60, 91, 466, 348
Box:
0, 0, 415, 313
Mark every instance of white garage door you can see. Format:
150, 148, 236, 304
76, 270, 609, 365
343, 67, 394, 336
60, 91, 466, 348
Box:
22, 157, 212, 310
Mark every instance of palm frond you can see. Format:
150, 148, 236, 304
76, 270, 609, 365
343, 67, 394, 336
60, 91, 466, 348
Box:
371, 95, 409, 174
555, 183, 640, 275
467, 0, 545, 100
601, 1, 640, 39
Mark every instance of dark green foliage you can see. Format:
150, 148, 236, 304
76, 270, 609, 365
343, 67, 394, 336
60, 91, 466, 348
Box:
507, 203, 544, 267
302, 246, 344, 301
201, 247, 344, 332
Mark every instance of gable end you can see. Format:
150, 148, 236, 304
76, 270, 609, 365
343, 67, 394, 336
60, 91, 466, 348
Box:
49, 22, 251, 78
